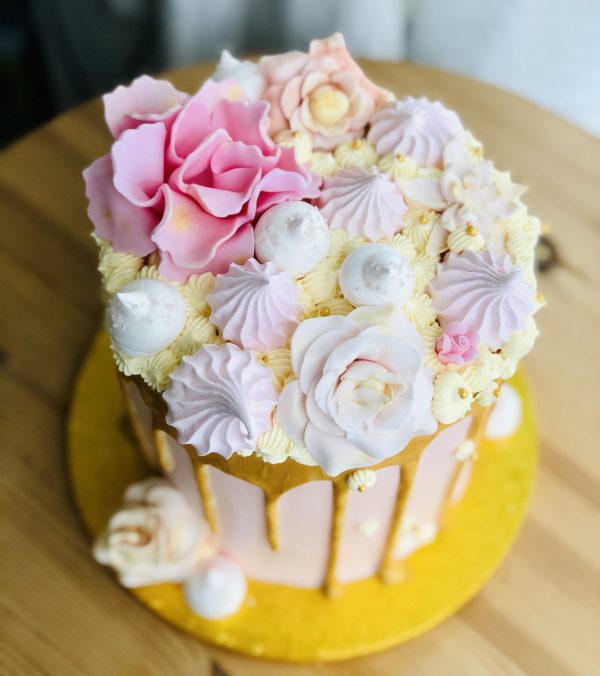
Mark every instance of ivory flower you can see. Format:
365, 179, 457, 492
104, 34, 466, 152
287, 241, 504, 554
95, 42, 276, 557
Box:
277, 306, 437, 475
93, 478, 211, 587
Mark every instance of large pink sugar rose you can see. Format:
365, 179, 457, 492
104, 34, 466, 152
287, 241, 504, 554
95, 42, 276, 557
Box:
259, 33, 391, 151
277, 306, 437, 476
84, 76, 321, 281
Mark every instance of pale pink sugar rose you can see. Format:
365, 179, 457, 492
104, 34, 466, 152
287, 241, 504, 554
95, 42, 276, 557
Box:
277, 306, 437, 476
260, 33, 391, 151
84, 77, 321, 281
435, 321, 480, 365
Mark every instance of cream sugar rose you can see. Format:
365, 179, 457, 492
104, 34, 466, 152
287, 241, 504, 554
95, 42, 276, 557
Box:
87, 33, 542, 620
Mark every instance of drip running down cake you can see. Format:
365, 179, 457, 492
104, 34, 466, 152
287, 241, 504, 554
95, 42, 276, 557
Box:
85, 34, 542, 626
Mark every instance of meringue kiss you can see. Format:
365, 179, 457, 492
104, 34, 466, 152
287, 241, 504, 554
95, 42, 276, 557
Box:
108, 279, 187, 356
254, 201, 330, 275
339, 243, 414, 307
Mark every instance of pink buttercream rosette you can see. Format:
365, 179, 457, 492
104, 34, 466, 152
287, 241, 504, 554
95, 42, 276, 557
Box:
84, 76, 321, 281
259, 33, 391, 151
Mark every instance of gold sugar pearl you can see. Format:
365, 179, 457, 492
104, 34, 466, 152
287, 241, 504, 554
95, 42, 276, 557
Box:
358, 484, 367, 493
458, 387, 469, 400
319, 306, 331, 316
465, 224, 479, 236
395, 153, 406, 162
352, 138, 364, 150
536, 291, 545, 303
418, 213, 429, 225
292, 131, 302, 138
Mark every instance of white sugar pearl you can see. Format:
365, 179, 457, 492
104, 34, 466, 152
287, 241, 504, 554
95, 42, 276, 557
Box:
339, 243, 414, 307
108, 279, 187, 356
255, 201, 330, 275
184, 556, 247, 620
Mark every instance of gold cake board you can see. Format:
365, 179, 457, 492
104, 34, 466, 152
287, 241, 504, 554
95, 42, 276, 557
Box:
68, 332, 538, 663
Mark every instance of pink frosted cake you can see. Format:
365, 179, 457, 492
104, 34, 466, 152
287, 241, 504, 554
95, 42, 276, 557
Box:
85, 34, 542, 636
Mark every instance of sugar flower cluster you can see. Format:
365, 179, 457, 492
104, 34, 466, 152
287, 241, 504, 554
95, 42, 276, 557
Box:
87, 33, 542, 477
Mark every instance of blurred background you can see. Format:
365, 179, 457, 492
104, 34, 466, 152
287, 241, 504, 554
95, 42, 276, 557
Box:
1, 0, 599, 146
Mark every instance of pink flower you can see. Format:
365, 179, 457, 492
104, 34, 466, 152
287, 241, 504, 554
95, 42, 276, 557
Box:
435, 322, 480, 365
84, 77, 321, 281
259, 33, 390, 151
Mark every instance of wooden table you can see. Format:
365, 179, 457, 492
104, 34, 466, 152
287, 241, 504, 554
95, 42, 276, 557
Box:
1, 61, 599, 676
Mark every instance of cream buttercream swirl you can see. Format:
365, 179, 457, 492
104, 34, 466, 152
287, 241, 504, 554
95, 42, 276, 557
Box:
367, 97, 464, 167
317, 166, 407, 240
334, 138, 378, 169
428, 250, 535, 350
165, 343, 277, 458
208, 259, 302, 352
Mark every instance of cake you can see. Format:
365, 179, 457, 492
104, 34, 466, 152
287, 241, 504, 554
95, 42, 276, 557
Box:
83, 34, 542, 652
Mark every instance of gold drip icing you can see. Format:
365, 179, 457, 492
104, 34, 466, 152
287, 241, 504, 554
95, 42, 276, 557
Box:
117, 373, 157, 465
324, 483, 349, 597
153, 428, 175, 473
442, 403, 494, 517
196, 464, 218, 533
265, 494, 280, 550
378, 458, 419, 584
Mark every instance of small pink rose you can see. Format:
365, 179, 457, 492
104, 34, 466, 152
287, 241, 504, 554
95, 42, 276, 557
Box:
259, 33, 390, 150
435, 321, 480, 365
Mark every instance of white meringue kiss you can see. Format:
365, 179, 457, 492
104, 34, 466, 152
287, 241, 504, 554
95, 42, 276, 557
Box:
339, 243, 414, 307
184, 555, 247, 620
108, 279, 187, 356
255, 201, 330, 275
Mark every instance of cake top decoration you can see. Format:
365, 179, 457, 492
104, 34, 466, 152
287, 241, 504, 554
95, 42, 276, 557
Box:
86, 33, 543, 476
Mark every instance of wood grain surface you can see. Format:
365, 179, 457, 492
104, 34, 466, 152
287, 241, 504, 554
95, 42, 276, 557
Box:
1, 61, 599, 676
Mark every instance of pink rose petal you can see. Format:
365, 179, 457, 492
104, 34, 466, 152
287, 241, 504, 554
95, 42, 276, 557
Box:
103, 75, 188, 138
112, 122, 167, 208
83, 155, 157, 256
